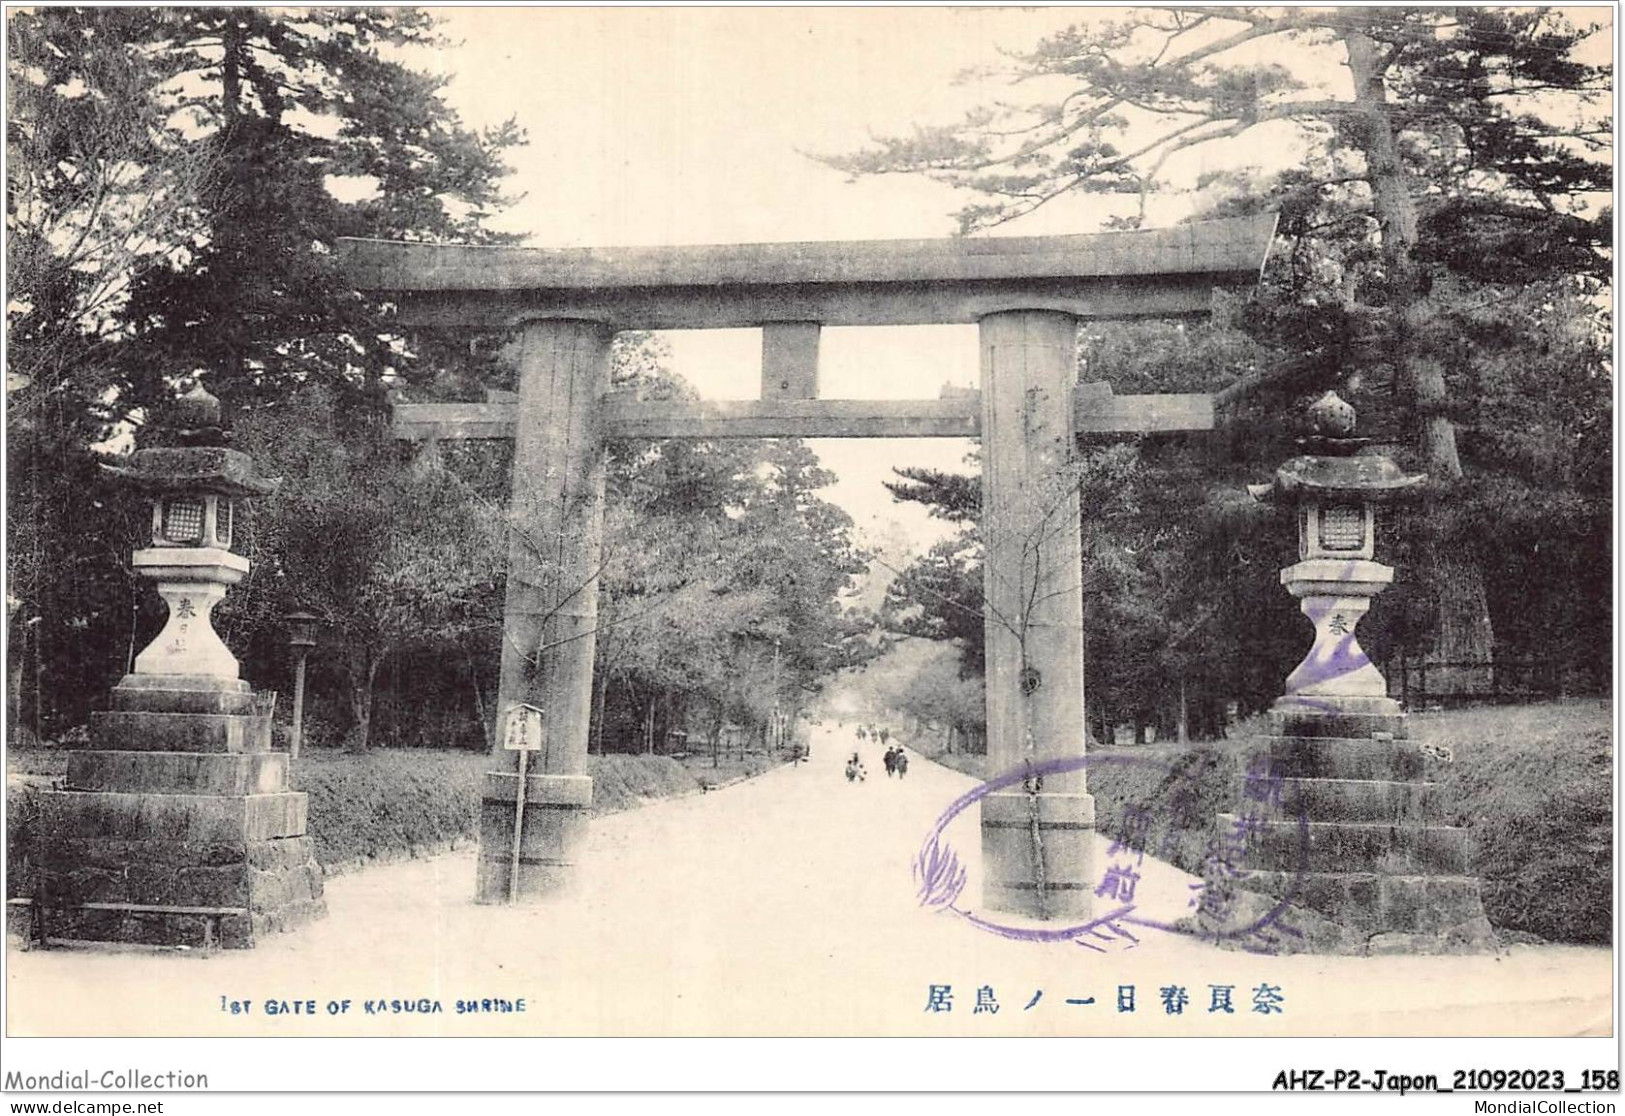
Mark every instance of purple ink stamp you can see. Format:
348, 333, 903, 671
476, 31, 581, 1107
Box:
915, 750, 1313, 952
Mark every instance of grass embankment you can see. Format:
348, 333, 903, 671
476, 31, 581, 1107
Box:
6, 747, 779, 889
910, 699, 1613, 944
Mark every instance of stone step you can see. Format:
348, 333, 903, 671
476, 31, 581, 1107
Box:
1219, 814, 1471, 875
37, 790, 308, 844
38, 855, 322, 913
1263, 735, 1426, 782
248, 898, 328, 943
1269, 711, 1408, 740
89, 711, 271, 753
1234, 869, 1488, 935
109, 682, 260, 716
40, 834, 320, 872
1271, 776, 1439, 824
67, 751, 290, 795
19, 897, 328, 951
33, 902, 254, 949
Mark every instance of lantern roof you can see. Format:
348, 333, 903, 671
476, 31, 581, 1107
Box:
99, 380, 279, 497
1248, 453, 1426, 505
1247, 391, 1426, 505
100, 445, 281, 497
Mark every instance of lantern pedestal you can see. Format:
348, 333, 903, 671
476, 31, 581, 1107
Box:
1217, 710, 1495, 954
36, 655, 327, 950
24, 395, 325, 951
1272, 557, 1401, 719
36, 652, 326, 949
130, 548, 247, 678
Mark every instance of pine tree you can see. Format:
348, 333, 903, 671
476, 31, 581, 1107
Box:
824, 6, 1610, 690
111, 7, 523, 416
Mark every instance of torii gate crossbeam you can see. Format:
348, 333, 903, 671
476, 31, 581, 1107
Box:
337, 212, 1276, 917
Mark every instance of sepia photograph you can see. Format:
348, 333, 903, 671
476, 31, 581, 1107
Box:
1, 2, 1616, 1102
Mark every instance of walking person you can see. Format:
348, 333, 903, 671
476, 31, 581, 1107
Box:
894, 749, 909, 779
883, 746, 897, 778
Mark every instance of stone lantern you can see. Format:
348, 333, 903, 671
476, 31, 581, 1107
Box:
101, 383, 275, 680
1217, 390, 1495, 954
1247, 390, 1425, 720
27, 382, 327, 950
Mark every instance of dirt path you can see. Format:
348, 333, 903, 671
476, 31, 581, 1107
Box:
6, 725, 1611, 1037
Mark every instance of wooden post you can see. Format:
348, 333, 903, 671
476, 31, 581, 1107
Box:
761, 322, 821, 400
508, 747, 529, 903
289, 647, 308, 760
977, 309, 1095, 920
474, 318, 611, 904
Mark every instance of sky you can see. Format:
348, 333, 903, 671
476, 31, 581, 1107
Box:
407, 5, 1611, 554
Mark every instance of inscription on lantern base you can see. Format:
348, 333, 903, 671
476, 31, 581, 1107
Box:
1278, 558, 1393, 708
130, 548, 248, 679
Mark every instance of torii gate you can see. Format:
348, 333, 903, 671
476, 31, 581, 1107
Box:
338, 212, 1276, 916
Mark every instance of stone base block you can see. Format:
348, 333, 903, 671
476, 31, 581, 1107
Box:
38, 789, 307, 844
980, 791, 1095, 920
109, 674, 257, 715
1228, 814, 1470, 875
1277, 776, 1437, 824
1270, 709, 1408, 740
31, 833, 325, 950
6, 899, 38, 947
1238, 869, 1489, 935
1274, 693, 1402, 718
1265, 735, 1425, 781
1190, 880, 1497, 956
89, 710, 271, 753
473, 772, 592, 904
67, 751, 289, 795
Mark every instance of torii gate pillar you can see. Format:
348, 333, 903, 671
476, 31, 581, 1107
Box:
978, 310, 1092, 918
475, 318, 612, 903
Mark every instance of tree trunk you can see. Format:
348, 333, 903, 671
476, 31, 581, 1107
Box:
1345, 28, 1494, 688
464, 644, 493, 752
347, 652, 380, 752
590, 653, 610, 756
1422, 542, 1497, 694
7, 639, 20, 743
33, 617, 45, 742
7, 597, 23, 743
221, 19, 243, 129
1176, 678, 1189, 745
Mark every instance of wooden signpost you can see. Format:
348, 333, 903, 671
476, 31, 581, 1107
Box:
502, 703, 544, 904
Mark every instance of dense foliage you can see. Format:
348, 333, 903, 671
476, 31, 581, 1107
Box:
6, 8, 872, 755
